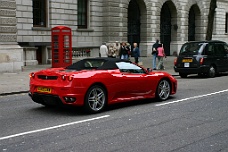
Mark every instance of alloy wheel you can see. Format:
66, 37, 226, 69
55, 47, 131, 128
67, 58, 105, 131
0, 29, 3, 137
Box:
156, 79, 171, 101
85, 86, 106, 113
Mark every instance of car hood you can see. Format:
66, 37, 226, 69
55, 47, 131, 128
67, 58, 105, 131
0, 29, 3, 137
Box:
150, 71, 170, 76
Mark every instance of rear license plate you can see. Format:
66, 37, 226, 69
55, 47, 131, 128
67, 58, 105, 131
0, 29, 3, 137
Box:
184, 63, 190, 67
37, 87, 52, 93
182, 59, 193, 62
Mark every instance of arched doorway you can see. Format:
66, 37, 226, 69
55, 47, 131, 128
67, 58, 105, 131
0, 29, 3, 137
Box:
188, 6, 196, 41
160, 3, 171, 56
128, 0, 140, 48
188, 5, 201, 41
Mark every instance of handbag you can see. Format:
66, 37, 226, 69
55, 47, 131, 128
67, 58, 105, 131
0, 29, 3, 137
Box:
152, 47, 157, 55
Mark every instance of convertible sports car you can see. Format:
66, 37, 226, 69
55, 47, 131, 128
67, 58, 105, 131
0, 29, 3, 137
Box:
29, 57, 177, 113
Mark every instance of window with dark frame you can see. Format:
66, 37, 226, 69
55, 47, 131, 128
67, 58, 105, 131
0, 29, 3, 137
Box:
77, 0, 88, 29
226, 13, 228, 33
33, 0, 46, 27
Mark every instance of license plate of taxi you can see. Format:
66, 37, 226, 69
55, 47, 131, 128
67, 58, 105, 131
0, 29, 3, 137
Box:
182, 59, 193, 62
184, 63, 190, 67
37, 87, 52, 93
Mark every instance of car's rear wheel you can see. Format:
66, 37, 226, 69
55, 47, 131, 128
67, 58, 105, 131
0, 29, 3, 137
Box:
207, 65, 216, 78
179, 73, 188, 78
84, 85, 107, 113
156, 79, 171, 101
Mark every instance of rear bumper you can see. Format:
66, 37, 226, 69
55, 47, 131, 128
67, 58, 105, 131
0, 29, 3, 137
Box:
174, 65, 210, 74
29, 85, 86, 106
29, 92, 64, 106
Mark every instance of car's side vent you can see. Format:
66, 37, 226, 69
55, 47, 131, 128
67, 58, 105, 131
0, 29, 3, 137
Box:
37, 75, 58, 80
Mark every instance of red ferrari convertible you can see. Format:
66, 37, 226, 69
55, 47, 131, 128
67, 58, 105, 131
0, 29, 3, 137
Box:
29, 57, 177, 113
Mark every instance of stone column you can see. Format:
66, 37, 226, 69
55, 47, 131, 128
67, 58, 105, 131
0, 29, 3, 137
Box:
103, 0, 127, 43
0, 0, 23, 72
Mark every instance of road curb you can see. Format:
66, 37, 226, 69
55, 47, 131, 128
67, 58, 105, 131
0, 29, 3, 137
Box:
0, 91, 29, 96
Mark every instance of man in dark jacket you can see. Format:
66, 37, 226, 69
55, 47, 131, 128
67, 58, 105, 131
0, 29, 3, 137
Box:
152, 39, 159, 70
120, 42, 129, 60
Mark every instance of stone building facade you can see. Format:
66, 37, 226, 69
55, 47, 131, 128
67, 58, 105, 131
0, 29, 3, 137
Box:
0, 0, 228, 72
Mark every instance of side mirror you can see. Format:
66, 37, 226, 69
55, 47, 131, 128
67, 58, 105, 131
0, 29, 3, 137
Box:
147, 68, 152, 73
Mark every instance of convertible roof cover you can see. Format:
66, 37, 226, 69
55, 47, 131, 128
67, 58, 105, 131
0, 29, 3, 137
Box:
66, 57, 131, 70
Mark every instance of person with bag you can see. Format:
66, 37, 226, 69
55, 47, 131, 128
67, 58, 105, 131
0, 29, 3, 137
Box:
132, 43, 140, 64
157, 43, 166, 70
152, 39, 159, 70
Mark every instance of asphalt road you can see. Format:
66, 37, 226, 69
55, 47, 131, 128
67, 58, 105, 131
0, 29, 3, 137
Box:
0, 74, 228, 152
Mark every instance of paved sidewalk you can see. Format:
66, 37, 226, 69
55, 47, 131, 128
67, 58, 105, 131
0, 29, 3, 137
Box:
0, 56, 178, 95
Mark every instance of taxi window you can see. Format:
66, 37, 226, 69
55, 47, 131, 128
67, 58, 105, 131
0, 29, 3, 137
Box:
214, 43, 226, 56
225, 44, 228, 56
203, 44, 215, 55
180, 42, 203, 55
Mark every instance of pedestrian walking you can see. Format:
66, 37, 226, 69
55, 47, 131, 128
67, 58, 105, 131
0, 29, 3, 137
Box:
152, 39, 159, 70
132, 43, 140, 64
99, 42, 108, 57
108, 43, 115, 58
118, 42, 122, 58
126, 43, 131, 59
113, 41, 120, 58
120, 42, 129, 60
157, 43, 166, 70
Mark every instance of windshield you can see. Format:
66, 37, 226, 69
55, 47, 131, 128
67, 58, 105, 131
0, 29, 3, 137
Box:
179, 42, 204, 55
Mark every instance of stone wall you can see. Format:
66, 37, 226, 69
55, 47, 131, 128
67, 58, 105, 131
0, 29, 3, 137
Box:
16, 0, 104, 63
212, 1, 228, 42
11, 0, 228, 65
16, 0, 104, 47
0, 0, 23, 73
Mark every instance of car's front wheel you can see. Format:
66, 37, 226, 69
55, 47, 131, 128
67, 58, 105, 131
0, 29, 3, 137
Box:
84, 85, 107, 113
156, 79, 171, 101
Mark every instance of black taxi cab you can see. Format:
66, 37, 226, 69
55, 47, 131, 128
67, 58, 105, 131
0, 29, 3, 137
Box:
174, 40, 228, 78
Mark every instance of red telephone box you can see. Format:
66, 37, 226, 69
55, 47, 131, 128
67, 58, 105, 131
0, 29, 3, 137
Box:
51, 26, 72, 68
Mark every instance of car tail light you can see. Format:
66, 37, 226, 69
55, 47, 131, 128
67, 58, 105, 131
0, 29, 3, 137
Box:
174, 58, 177, 66
62, 75, 73, 81
29, 73, 35, 78
68, 75, 74, 81
61, 75, 66, 80
200, 58, 204, 65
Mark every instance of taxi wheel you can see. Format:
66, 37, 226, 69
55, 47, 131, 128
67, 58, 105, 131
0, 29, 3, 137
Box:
207, 65, 216, 78
84, 85, 107, 113
156, 79, 171, 101
179, 73, 188, 78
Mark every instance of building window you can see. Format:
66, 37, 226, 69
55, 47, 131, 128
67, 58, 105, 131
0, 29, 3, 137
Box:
226, 13, 228, 33
78, 0, 88, 29
33, 0, 47, 27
